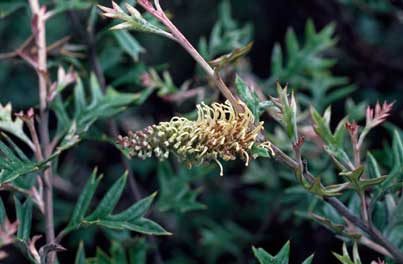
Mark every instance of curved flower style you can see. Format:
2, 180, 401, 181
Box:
118, 101, 273, 176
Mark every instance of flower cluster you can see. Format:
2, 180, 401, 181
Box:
118, 101, 273, 175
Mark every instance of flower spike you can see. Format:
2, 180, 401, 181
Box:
118, 101, 273, 175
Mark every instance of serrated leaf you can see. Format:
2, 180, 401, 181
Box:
86, 172, 128, 220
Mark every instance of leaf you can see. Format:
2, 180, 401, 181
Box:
252, 241, 290, 264
340, 166, 387, 193
113, 30, 145, 62
199, 0, 253, 59
62, 170, 169, 237
0, 136, 46, 184
86, 172, 128, 220
311, 214, 361, 239
235, 75, 260, 120
107, 192, 157, 222
302, 254, 315, 264
333, 243, 362, 264
50, 76, 154, 159
266, 20, 348, 110
208, 42, 253, 70
98, 2, 171, 38
92, 218, 171, 236
74, 241, 86, 264
0, 103, 34, 149
273, 83, 298, 142
310, 106, 334, 145
307, 176, 344, 197
67, 169, 102, 229
251, 144, 272, 158
156, 162, 206, 213
15, 197, 32, 242
367, 152, 381, 179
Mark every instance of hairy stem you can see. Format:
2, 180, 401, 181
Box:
28, 1, 55, 263
271, 144, 403, 263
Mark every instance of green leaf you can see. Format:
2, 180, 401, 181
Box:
208, 42, 253, 70
340, 166, 386, 193
86, 172, 128, 220
307, 176, 344, 197
367, 152, 381, 179
15, 197, 32, 242
235, 75, 260, 120
74, 241, 86, 264
107, 192, 157, 222
0, 103, 34, 149
113, 30, 145, 62
252, 241, 290, 264
156, 162, 206, 213
92, 218, 171, 236
302, 254, 315, 264
310, 106, 334, 145
251, 144, 272, 158
0, 136, 46, 184
274, 83, 298, 142
333, 243, 362, 264
392, 130, 403, 171
311, 214, 361, 239
67, 169, 102, 229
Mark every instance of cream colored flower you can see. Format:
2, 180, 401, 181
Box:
118, 101, 273, 175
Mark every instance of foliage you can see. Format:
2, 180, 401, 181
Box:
0, 0, 402, 263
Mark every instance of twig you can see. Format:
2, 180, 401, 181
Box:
271, 144, 403, 263
28, 1, 56, 263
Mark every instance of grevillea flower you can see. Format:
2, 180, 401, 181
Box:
118, 101, 273, 176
